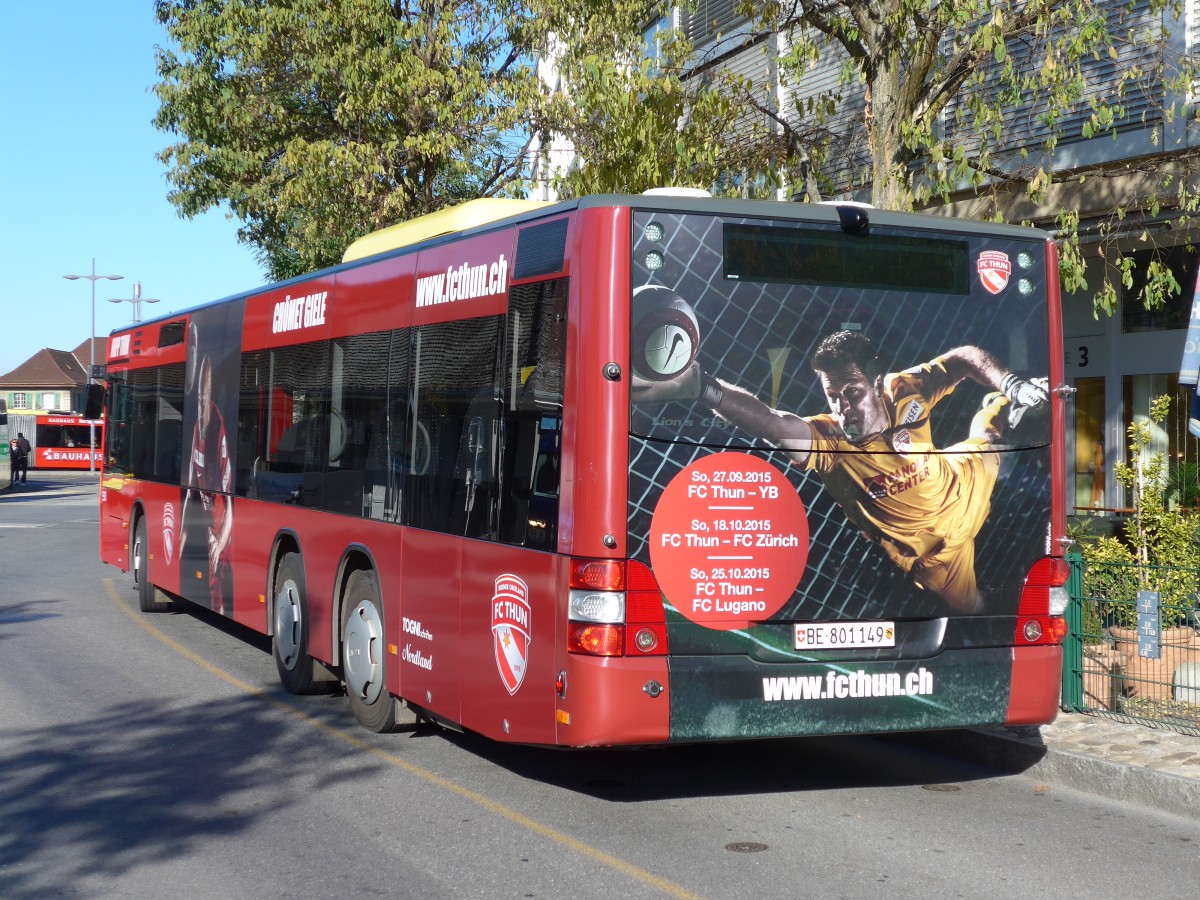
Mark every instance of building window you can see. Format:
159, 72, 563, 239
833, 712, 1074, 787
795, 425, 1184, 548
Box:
1121, 374, 1200, 510
643, 16, 669, 69
11, 393, 29, 410
1121, 245, 1200, 334
1073, 377, 1106, 511
686, 0, 745, 44
42, 392, 56, 410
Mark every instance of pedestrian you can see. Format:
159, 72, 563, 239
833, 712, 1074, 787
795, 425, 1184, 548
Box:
16, 432, 30, 483
12, 432, 30, 484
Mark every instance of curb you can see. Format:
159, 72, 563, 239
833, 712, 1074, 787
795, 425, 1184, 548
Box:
978, 728, 1200, 821
898, 726, 1200, 821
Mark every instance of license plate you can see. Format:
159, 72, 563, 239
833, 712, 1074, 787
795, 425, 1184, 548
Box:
794, 621, 896, 650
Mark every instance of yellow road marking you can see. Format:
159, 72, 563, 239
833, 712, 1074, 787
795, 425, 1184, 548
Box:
103, 578, 701, 900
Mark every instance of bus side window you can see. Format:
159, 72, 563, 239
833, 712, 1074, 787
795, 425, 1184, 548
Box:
405, 318, 502, 537
155, 418, 182, 484
155, 365, 185, 485
237, 342, 328, 506
127, 371, 155, 480
321, 331, 390, 517
375, 327, 413, 523
105, 381, 133, 474
116, 364, 185, 484
499, 278, 566, 550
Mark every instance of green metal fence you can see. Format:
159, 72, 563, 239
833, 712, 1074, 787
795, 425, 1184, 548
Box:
1061, 553, 1200, 735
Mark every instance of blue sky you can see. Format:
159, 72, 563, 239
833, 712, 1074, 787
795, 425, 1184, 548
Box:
0, 3, 266, 376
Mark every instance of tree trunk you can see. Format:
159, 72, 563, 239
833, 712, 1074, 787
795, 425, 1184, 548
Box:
866, 52, 910, 211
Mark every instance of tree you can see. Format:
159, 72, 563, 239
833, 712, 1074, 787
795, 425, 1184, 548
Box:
533, 2, 747, 197
154, 0, 547, 279
546, 0, 1199, 314
751, 0, 1199, 313
154, 0, 1199, 313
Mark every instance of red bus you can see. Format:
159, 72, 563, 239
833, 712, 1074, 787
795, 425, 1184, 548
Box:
10, 414, 105, 470
100, 194, 1068, 745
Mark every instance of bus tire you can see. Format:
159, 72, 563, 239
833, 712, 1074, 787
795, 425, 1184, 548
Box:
273, 552, 320, 695
134, 517, 173, 613
341, 569, 399, 733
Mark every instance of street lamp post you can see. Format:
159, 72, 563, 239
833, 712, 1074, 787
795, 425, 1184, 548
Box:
63, 259, 124, 473
109, 281, 160, 323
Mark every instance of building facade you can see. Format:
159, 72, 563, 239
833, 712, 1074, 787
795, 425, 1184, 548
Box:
0, 338, 104, 415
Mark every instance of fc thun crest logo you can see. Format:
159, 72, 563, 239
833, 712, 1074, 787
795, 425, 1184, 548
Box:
492, 574, 531, 695
977, 251, 1011, 295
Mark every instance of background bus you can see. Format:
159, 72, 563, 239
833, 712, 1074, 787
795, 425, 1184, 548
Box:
99, 194, 1068, 747
0, 400, 8, 486
8, 413, 104, 470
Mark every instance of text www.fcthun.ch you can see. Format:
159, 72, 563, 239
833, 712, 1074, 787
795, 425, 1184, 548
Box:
762, 668, 934, 701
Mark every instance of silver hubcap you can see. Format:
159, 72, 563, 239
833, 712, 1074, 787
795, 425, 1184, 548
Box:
274, 579, 302, 670
133, 533, 144, 588
344, 599, 384, 704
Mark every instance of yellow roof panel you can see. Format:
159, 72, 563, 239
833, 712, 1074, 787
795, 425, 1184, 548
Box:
342, 198, 550, 262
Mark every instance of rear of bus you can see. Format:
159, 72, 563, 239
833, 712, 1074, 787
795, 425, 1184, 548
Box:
613, 200, 1066, 742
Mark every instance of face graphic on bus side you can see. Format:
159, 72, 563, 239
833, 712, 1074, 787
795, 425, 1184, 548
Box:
817, 363, 888, 444
197, 356, 213, 432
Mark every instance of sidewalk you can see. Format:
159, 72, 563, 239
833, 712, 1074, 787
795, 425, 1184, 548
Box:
926, 713, 1200, 821
0, 469, 102, 499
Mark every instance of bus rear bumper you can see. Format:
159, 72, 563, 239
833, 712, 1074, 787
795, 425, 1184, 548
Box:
556, 654, 671, 747
1005, 644, 1063, 726
664, 646, 1061, 742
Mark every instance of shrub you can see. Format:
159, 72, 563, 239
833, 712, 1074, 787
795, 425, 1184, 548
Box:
1078, 396, 1200, 630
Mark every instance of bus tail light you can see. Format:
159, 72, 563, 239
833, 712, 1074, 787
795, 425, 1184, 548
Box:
570, 558, 624, 591
1016, 557, 1070, 645
568, 623, 625, 656
624, 560, 668, 656
567, 558, 669, 657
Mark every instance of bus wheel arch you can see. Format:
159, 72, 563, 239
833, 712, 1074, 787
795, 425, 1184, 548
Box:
132, 506, 173, 613
266, 534, 300, 636
340, 565, 400, 733
267, 540, 333, 696
331, 547, 377, 666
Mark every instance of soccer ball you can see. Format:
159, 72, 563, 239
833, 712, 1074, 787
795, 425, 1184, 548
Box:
631, 286, 700, 382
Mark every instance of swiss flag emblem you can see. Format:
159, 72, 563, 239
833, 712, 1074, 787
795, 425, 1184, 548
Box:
977, 251, 1011, 295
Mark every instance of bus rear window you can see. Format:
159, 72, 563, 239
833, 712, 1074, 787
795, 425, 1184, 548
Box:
724, 223, 971, 295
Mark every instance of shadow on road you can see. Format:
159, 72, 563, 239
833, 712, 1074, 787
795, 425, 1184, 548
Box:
0, 471, 101, 504
438, 719, 1045, 802
0, 691, 384, 899
0, 600, 64, 631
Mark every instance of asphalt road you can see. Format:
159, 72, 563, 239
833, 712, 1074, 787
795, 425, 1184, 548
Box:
1, 472, 1197, 899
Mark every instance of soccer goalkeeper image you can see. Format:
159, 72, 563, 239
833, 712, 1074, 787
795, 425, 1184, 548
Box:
635, 329, 1049, 613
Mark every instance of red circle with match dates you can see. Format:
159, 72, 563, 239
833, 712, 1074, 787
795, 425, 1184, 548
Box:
650, 453, 809, 630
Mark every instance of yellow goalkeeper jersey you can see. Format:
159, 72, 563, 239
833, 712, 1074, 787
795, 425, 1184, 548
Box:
802, 356, 993, 562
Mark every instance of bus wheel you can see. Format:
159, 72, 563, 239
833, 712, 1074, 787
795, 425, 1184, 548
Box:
273, 553, 319, 695
341, 569, 399, 733
134, 517, 172, 613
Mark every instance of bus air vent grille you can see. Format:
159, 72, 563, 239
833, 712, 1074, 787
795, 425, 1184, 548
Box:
514, 218, 568, 279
